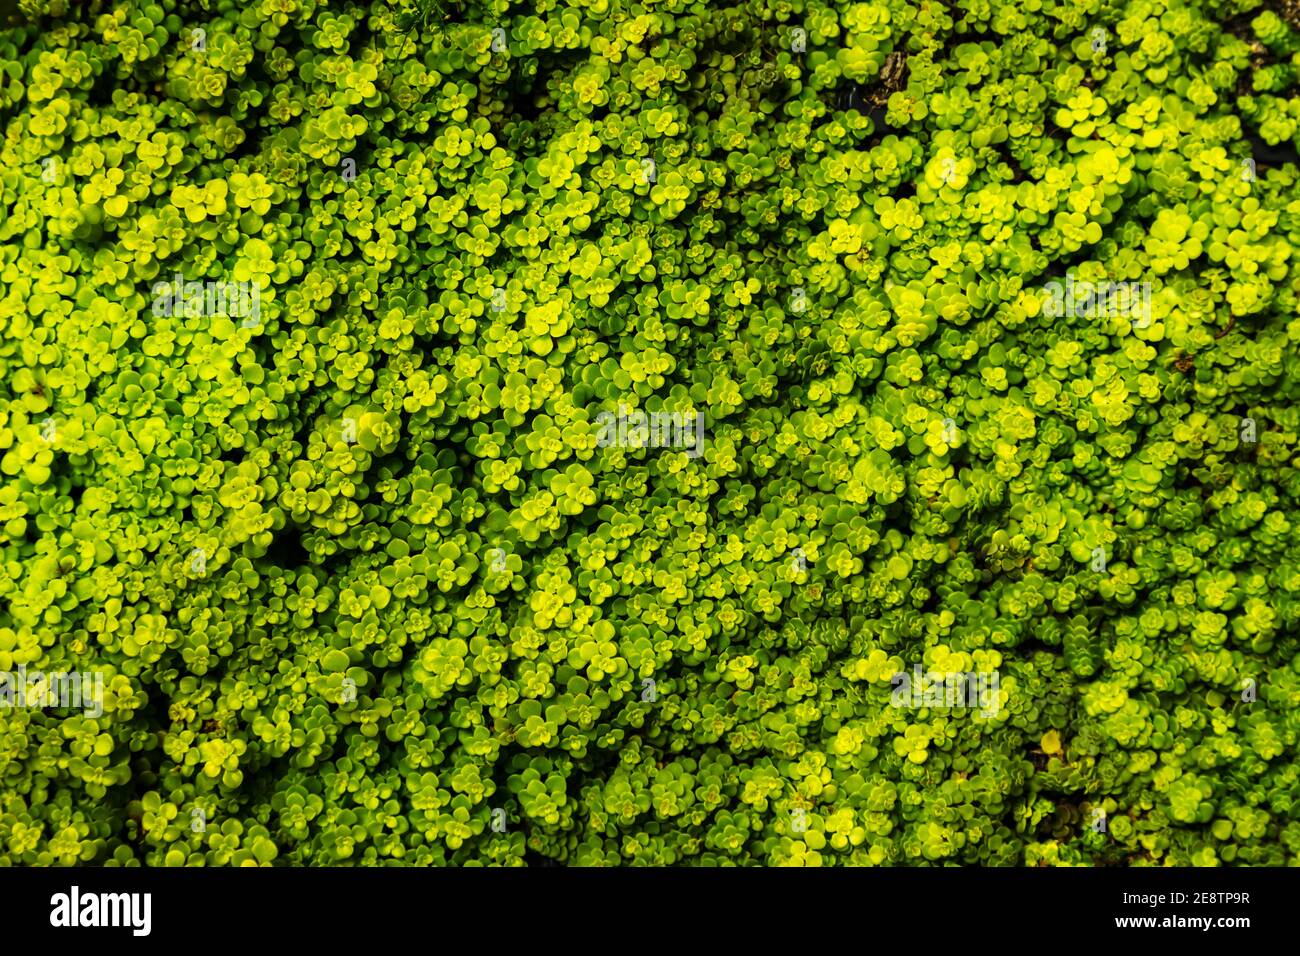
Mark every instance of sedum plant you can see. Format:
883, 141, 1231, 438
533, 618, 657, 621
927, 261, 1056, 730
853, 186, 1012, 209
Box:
0, 0, 1298, 868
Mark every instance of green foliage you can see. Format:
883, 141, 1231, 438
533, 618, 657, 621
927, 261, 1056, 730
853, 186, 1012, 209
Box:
1, 0, 1299, 868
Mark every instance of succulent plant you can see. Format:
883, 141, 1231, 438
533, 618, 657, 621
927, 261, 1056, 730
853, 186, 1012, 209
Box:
0, 0, 1298, 869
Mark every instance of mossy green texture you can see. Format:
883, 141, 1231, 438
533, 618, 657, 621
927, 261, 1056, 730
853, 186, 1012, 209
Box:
1, 0, 1299, 866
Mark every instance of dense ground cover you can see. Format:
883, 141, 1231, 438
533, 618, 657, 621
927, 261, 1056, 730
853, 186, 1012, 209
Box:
1, 0, 1299, 866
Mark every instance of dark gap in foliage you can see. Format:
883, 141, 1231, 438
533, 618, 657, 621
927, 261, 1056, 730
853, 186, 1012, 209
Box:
83, 58, 127, 110
831, 82, 872, 116
1026, 239, 1117, 287
224, 123, 274, 166
856, 103, 894, 151
522, 842, 561, 865
264, 525, 310, 570
129, 679, 179, 769
0, 0, 23, 26
496, 72, 549, 126
283, 400, 320, 467
991, 141, 1029, 184
1242, 124, 1300, 169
